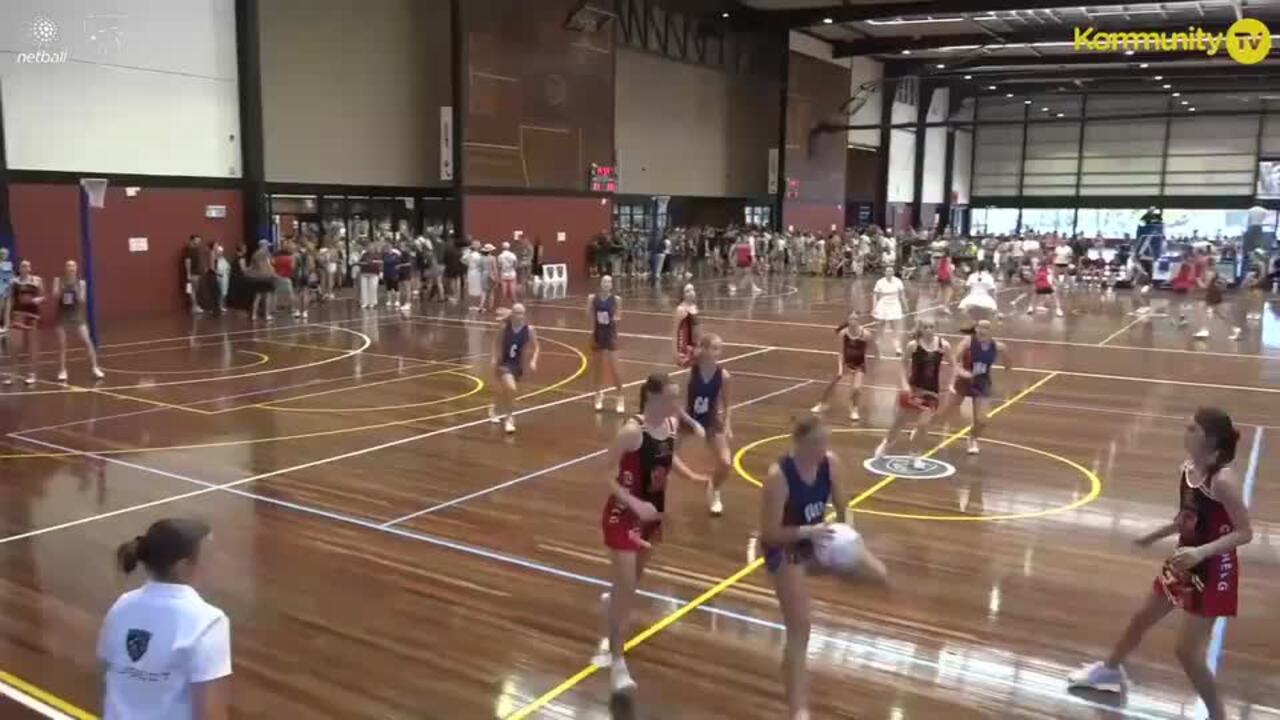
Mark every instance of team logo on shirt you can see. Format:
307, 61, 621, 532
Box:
863, 455, 956, 481
125, 629, 151, 662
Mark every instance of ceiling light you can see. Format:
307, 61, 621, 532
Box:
1139, 63, 1150, 68
1172, 92, 1181, 97
1041, 107, 1049, 111
1006, 93, 1014, 98
936, 63, 946, 69
1056, 112, 1065, 117
964, 74, 973, 79
1124, 50, 1135, 55
1180, 100, 1189, 105
901, 49, 912, 55
1163, 83, 1172, 89
1024, 99, 1032, 104
989, 85, 997, 90
1189, 107, 1196, 112
822, 17, 834, 24
1154, 75, 1164, 80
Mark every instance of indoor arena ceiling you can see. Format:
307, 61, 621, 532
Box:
732, 0, 1280, 96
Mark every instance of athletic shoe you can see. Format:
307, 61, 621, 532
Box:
92, 367, 105, 380
2, 376, 11, 386
615, 396, 626, 415
300, 311, 309, 320
488, 406, 501, 424
873, 440, 887, 459
594, 392, 604, 412
967, 438, 980, 455
56, 369, 68, 382
292, 311, 302, 319
810, 402, 828, 414
910, 456, 926, 471
504, 417, 516, 434
1026, 307, 1034, 316
1055, 308, 1064, 317
1193, 329, 1210, 339
25, 374, 36, 386
1230, 327, 1243, 341
1066, 662, 1127, 694
849, 407, 860, 423
707, 486, 724, 517
610, 659, 637, 694
591, 637, 611, 668
752, 286, 764, 296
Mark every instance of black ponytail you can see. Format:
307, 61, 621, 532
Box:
1194, 407, 1240, 476
637, 372, 670, 412
117, 518, 211, 581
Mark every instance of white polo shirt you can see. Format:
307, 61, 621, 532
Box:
99, 582, 231, 720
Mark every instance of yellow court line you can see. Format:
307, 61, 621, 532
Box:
98, 350, 270, 375
0, 336, 587, 460
506, 370, 1061, 717
0, 328, 372, 396
261, 370, 485, 413
0, 669, 96, 720
1095, 314, 1149, 347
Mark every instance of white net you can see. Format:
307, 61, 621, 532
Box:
80, 178, 108, 208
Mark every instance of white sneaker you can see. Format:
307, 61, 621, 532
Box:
292, 310, 302, 319
967, 439, 980, 455
489, 406, 501, 424
1230, 327, 1242, 341
56, 369, 68, 382
1055, 308, 1064, 317
301, 311, 309, 320
594, 392, 604, 412
873, 440, 887, 459
2, 376, 10, 386
752, 286, 764, 296
615, 396, 626, 415
1066, 661, 1128, 694
707, 487, 724, 517
504, 417, 516, 434
1026, 307, 1034, 316
911, 456, 926, 471
1193, 329, 1210, 339
591, 637, 611, 668
25, 374, 36, 386
849, 407, 860, 423
610, 659, 637, 694
92, 367, 105, 380
810, 402, 828, 414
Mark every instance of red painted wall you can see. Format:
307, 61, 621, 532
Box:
7, 183, 243, 323
783, 201, 844, 235
463, 194, 611, 281
92, 187, 243, 319
7, 184, 82, 325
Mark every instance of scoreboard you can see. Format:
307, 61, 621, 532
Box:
589, 163, 618, 192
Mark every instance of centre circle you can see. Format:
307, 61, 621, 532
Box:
863, 455, 956, 480
732, 428, 1102, 522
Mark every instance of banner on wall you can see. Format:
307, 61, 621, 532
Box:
440, 107, 454, 182
767, 148, 779, 194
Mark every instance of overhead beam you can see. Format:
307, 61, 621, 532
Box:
914, 60, 1280, 81
887, 49, 1273, 72
747, 0, 1208, 30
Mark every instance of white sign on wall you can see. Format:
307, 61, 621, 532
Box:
556, 232, 566, 243
440, 106, 454, 181
768, 148, 779, 194
128, 237, 148, 253
513, 230, 523, 241
205, 204, 226, 218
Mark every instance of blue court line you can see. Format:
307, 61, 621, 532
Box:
7, 433, 1193, 720
1205, 426, 1264, 677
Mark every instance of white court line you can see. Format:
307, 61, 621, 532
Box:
0, 680, 74, 720
381, 380, 811, 526
7, 413, 1194, 720
0, 347, 775, 544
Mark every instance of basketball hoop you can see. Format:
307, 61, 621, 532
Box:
80, 178, 108, 209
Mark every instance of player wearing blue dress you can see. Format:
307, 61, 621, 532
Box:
759, 416, 887, 720
489, 304, 539, 434
938, 319, 1013, 455
677, 334, 733, 516
586, 275, 625, 415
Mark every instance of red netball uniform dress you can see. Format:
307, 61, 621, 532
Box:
898, 340, 944, 411
602, 418, 675, 551
841, 331, 867, 372
676, 311, 698, 368
1154, 462, 1239, 617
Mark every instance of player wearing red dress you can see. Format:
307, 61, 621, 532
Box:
811, 311, 876, 423
1069, 408, 1252, 720
874, 319, 950, 470
674, 283, 699, 368
599, 373, 705, 696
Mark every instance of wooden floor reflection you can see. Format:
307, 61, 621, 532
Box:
0, 275, 1276, 719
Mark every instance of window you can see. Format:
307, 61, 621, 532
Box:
970, 207, 1019, 235
613, 203, 650, 231
745, 205, 772, 228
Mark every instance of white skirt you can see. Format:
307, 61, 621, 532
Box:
959, 292, 998, 312
872, 299, 904, 321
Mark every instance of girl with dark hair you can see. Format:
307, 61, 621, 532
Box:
1069, 408, 1252, 720
587, 275, 625, 415
488, 304, 539, 435
597, 372, 704, 695
673, 283, 699, 368
874, 318, 951, 469
811, 311, 876, 423
6, 259, 44, 386
99, 518, 231, 720
761, 415, 887, 720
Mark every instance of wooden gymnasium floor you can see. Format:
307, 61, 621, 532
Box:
0, 274, 1277, 720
